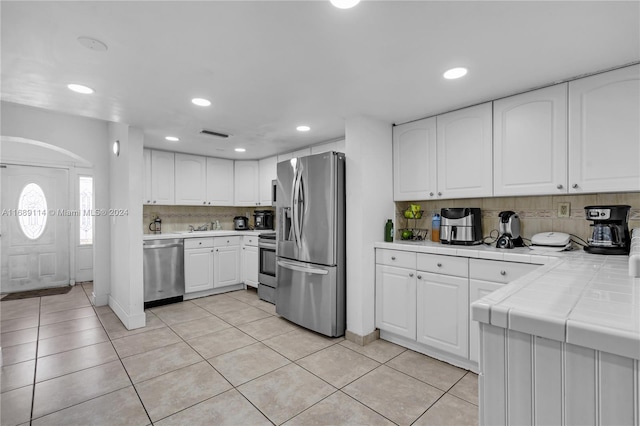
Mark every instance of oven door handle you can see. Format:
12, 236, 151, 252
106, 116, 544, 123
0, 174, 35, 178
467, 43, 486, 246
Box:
277, 260, 328, 275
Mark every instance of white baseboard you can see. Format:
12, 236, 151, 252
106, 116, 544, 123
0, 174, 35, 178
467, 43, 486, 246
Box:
93, 292, 109, 307
108, 296, 146, 330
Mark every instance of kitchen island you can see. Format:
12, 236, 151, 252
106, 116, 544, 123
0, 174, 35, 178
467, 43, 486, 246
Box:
374, 239, 639, 426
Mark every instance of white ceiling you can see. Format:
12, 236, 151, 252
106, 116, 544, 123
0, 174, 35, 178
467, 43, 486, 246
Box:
2, 1, 638, 160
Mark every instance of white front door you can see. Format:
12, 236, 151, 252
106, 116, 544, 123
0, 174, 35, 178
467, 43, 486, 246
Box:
1, 165, 70, 292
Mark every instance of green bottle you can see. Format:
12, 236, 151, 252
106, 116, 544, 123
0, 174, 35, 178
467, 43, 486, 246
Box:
384, 219, 394, 242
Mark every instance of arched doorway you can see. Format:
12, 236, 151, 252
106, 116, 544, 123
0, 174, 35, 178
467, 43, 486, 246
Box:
1, 137, 94, 293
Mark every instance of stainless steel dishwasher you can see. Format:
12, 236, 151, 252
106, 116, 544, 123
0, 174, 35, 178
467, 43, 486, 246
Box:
143, 238, 185, 308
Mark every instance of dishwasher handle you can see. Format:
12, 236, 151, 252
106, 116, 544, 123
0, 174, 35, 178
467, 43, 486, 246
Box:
144, 242, 184, 249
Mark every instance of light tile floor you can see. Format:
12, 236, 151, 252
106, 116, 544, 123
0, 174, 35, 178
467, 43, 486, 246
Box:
1, 284, 479, 425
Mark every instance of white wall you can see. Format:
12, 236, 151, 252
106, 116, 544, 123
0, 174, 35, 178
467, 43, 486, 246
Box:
1, 102, 111, 305
345, 116, 394, 337
108, 123, 145, 329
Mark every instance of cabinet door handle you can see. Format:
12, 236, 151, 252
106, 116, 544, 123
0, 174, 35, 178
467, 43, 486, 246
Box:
437, 192, 442, 196
146, 200, 151, 203
417, 275, 422, 279
557, 184, 563, 189
153, 200, 157, 203
437, 263, 442, 267
572, 183, 579, 189
429, 192, 434, 197
203, 201, 206, 204
500, 270, 506, 276
198, 242, 202, 245
391, 256, 396, 260
409, 273, 414, 277
216, 249, 219, 252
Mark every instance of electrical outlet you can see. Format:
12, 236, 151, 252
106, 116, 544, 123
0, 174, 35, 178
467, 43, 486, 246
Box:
558, 202, 570, 218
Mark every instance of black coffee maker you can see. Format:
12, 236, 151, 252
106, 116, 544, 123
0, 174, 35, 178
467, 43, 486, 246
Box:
584, 205, 631, 255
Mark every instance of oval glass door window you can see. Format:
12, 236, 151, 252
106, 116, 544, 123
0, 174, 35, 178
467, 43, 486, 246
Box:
18, 183, 48, 239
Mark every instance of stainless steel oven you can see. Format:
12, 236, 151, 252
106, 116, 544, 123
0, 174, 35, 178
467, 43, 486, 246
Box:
258, 232, 276, 304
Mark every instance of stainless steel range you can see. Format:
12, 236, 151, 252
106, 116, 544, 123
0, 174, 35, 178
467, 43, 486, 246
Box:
257, 232, 276, 304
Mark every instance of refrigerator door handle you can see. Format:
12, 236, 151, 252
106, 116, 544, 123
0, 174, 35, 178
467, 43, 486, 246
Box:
277, 260, 329, 275
292, 166, 302, 249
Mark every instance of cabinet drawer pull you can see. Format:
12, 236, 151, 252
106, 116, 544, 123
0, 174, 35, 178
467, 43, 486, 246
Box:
437, 262, 442, 267
198, 242, 202, 245
429, 192, 434, 197
557, 184, 563, 189
417, 275, 422, 279
203, 201, 206, 204
572, 183, 579, 189
409, 273, 414, 277
500, 270, 506, 276
438, 192, 442, 196
391, 256, 396, 260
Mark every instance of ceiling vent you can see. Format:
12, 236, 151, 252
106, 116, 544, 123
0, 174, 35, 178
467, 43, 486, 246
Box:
200, 129, 230, 139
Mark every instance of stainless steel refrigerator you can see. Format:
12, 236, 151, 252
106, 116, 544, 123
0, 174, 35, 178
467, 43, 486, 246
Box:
275, 151, 345, 337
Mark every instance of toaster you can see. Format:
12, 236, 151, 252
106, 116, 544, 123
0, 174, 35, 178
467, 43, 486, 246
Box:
440, 208, 483, 245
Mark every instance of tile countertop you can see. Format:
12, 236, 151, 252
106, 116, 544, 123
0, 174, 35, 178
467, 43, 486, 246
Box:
374, 240, 640, 361
142, 230, 267, 241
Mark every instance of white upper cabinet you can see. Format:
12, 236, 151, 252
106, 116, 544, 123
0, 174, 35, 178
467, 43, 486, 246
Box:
175, 153, 207, 205
143, 149, 152, 204
568, 65, 640, 193
258, 155, 277, 207
494, 84, 568, 196
311, 139, 345, 154
150, 150, 175, 205
206, 158, 234, 206
393, 117, 437, 201
234, 160, 260, 206
277, 152, 293, 163
436, 103, 493, 199
291, 147, 311, 159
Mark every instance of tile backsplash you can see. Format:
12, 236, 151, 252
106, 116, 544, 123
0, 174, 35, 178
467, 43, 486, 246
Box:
143, 205, 274, 234
395, 192, 640, 244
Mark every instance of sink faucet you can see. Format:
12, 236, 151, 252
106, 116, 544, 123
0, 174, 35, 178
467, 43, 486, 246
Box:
188, 225, 194, 232
195, 224, 208, 231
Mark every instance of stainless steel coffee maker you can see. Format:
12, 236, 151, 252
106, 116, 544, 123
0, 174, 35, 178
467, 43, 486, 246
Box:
584, 205, 631, 255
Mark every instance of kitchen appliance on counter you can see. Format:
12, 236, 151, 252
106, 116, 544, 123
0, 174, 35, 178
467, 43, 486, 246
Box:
584, 205, 631, 255
275, 151, 345, 337
531, 232, 572, 251
143, 238, 184, 308
254, 210, 274, 230
233, 216, 249, 230
440, 208, 483, 245
257, 232, 277, 303
148, 216, 162, 234
496, 211, 524, 249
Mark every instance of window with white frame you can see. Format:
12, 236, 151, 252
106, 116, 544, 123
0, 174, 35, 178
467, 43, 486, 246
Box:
79, 176, 93, 245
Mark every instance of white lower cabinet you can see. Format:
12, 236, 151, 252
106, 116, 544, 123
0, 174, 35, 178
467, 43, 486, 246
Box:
375, 248, 542, 369
375, 264, 417, 339
213, 237, 241, 288
417, 272, 469, 358
242, 236, 259, 288
184, 238, 214, 293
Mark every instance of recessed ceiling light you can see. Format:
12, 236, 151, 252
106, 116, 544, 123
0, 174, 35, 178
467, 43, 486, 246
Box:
443, 67, 468, 80
296, 125, 311, 132
330, 0, 360, 9
165, 136, 180, 142
235, 148, 246, 152
191, 98, 211, 107
67, 83, 94, 94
